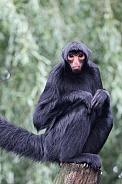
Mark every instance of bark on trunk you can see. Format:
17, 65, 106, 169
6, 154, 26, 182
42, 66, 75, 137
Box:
53, 163, 101, 184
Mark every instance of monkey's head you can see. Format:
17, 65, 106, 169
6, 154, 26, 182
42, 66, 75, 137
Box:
62, 41, 92, 74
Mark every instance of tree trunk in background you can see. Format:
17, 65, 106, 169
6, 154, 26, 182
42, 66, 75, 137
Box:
53, 163, 101, 184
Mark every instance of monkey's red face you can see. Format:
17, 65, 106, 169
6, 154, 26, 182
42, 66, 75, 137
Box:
67, 50, 85, 73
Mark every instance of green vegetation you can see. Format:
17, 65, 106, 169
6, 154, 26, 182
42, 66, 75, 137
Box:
0, 0, 122, 183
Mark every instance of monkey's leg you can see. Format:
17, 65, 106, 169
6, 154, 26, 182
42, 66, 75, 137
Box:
0, 117, 44, 161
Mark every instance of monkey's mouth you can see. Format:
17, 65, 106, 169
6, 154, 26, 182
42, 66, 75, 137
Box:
72, 67, 81, 70
72, 68, 81, 73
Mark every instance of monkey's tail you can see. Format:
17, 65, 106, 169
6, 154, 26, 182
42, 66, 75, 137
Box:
0, 116, 44, 161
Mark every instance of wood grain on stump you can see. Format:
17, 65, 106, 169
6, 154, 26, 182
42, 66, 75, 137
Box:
53, 163, 101, 184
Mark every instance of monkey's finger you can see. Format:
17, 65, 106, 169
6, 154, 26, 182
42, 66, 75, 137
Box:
91, 101, 96, 109
91, 92, 101, 105
92, 90, 104, 102
93, 96, 104, 109
91, 97, 99, 108
91, 96, 103, 109
93, 89, 103, 101
93, 101, 100, 109
94, 92, 102, 100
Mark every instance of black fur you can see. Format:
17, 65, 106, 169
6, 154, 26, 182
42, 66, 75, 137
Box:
0, 41, 113, 170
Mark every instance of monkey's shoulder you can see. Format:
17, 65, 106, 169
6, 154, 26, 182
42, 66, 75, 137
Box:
87, 60, 101, 77
50, 62, 63, 74
87, 60, 99, 70
48, 62, 64, 80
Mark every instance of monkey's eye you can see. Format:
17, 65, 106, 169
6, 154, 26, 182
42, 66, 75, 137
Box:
68, 54, 74, 58
79, 53, 83, 57
67, 54, 74, 62
78, 53, 85, 60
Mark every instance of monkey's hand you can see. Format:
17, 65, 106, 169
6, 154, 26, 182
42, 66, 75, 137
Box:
91, 89, 110, 110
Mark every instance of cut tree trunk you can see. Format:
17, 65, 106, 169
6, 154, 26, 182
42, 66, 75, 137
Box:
53, 163, 101, 184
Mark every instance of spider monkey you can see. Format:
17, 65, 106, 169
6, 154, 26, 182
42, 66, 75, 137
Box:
0, 41, 113, 170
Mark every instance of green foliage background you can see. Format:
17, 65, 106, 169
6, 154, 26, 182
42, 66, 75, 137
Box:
0, 0, 122, 183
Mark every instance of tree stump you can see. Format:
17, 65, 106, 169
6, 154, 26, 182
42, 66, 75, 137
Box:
53, 163, 101, 184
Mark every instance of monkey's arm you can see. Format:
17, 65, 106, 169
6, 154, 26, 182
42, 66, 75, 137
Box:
82, 93, 113, 154
33, 83, 60, 131
33, 86, 92, 132
33, 64, 65, 131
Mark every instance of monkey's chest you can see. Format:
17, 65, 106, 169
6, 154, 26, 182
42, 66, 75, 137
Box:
62, 77, 94, 95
